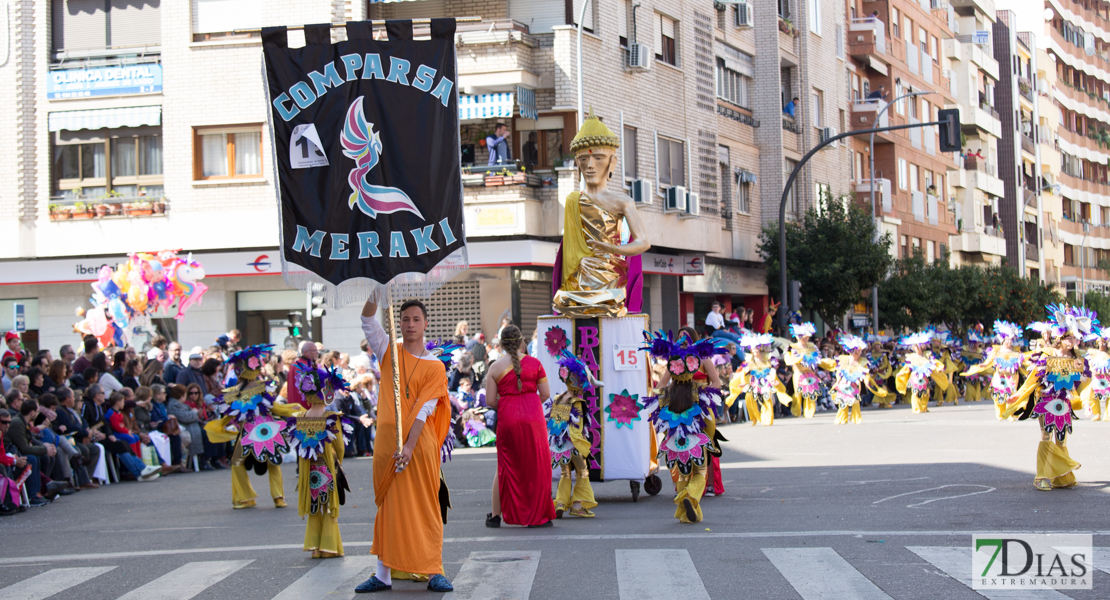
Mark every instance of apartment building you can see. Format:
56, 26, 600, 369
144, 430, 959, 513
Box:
1036, 46, 1065, 289
845, 0, 959, 265
946, 0, 1007, 266
1045, 0, 1110, 298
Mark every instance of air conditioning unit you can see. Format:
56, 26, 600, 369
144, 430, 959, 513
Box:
820, 127, 839, 148
734, 2, 751, 28
628, 43, 652, 70
630, 179, 653, 204
664, 186, 687, 212
684, 191, 701, 216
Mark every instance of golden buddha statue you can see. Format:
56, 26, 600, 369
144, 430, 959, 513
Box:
552, 110, 650, 318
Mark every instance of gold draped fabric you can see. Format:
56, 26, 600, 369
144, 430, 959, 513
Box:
553, 191, 628, 318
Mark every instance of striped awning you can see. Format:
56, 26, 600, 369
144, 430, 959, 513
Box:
48, 105, 161, 132
459, 93, 513, 120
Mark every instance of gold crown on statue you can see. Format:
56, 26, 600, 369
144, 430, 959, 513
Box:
570, 107, 620, 153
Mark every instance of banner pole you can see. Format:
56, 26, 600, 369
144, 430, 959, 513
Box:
386, 289, 404, 451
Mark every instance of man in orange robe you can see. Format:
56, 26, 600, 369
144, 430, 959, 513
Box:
355, 298, 454, 594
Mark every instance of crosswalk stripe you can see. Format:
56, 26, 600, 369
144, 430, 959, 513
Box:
271, 555, 375, 600
0, 566, 116, 600
115, 560, 253, 600
443, 551, 541, 600
908, 546, 1073, 600
615, 549, 711, 600
763, 548, 893, 600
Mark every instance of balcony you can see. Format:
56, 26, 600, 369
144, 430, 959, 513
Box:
1018, 77, 1034, 103
848, 100, 889, 135
968, 44, 1000, 80
782, 117, 799, 133
456, 20, 542, 94
48, 193, 167, 221
855, 178, 892, 214
1021, 133, 1036, 156
967, 104, 1003, 137
463, 174, 559, 238
950, 229, 1007, 257
848, 18, 887, 64
1024, 188, 1037, 208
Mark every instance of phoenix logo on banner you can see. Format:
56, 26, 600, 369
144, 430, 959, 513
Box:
341, 96, 422, 219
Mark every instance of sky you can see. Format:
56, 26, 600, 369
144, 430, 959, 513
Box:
996, 0, 1049, 44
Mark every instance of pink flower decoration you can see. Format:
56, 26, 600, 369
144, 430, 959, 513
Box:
545, 327, 569, 356
247, 356, 260, 370
669, 359, 685, 375
604, 390, 643, 429
559, 366, 569, 380
685, 355, 699, 371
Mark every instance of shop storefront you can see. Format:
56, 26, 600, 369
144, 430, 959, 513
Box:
680, 260, 769, 334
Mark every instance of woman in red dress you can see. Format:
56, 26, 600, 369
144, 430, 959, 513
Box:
484, 325, 555, 528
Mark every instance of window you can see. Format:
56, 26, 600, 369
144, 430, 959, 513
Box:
904, 18, 912, 46
930, 35, 939, 61
909, 163, 920, 192
657, 136, 685, 188
515, 113, 572, 170
736, 177, 751, 214
811, 89, 824, 129
53, 127, 164, 201
619, 0, 630, 47
572, 0, 595, 33
778, 0, 790, 20
927, 240, 935, 263
53, 0, 161, 58
815, 182, 831, 205
854, 151, 864, 181
895, 82, 904, 114
192, 0, 261, 42
808, 0, 821, 35
784, 159, 799, 215
898, 158, 908, 189
919, 27, 928, 59
901, 234, 909, 257
623, 125, 638, 182
193, 126, 262, 180
851, 72, 861, 102
656, 14, 677, 66
891, 7, 899, 38
716, 51, 753, 109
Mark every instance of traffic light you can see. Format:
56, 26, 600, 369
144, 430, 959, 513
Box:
287, 311, 304, 339
938, 108, 961, 152
309, 284, 326, 319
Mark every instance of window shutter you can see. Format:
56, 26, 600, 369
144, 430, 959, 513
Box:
109, 0, 161, 48
572, 0, 595, 31
509, 0, 564, 34
53, 0, 107, 54
192, 0, 261, 35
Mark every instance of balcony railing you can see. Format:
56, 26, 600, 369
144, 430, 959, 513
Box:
1018, 77, 1034, 102
964, 155, 998, 176
48, 193, 167, 221
717, 104, 760, 127
1024, 188, 1037, 207
1021, 133, 1035, 155
1025, 243, 1039, 262
983, 226, 1004, 238
782, 117, 799, 133
848, 17, 886, 54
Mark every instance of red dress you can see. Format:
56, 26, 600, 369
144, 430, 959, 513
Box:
496, 356, 555, 525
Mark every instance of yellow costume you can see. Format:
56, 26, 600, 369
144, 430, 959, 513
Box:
1081, 347, 1110, 421
784, 330, 835, 419
963, 344, 1023, 420
895, 340, 950, 414
546, 352, 597, 516
931, 342, 960, 406
831, 350, 888, 425
959, 345, 984, 402
727, 335, 792, 426
866, 349, 894, 407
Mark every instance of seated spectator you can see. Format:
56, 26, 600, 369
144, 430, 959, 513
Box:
102, 392, 159, 482
121, 358, 143, 391
0, 412, 29, 513
9, 375, 29, 400
144, 384, 182, 467
92, 352, 124, 393
47, 360, 69, 392
52, 387, 102, 489
2, 357, 18, 392
185, 382, 225, 471
139, 357, 166, 388
166, 384, 202, 470
199, 358, 222, 401
70, 367, 98, 394
4, 399, 68, 505
32, 395, 79, 490
27, 368, 55, 399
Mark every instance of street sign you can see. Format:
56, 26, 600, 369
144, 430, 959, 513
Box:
13, 303, 25, 332
852, 315, 869, 328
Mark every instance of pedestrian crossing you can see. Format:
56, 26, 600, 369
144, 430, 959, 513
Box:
0, 546, 1105, 599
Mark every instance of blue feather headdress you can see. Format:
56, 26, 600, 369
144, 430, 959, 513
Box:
322, 366, 349, 400
993, 320, 1022, 341
789, 322, 816, 339
641, 330, 726, 382
900, 330, 933, 347
224, 344, 274, 376
839, 333, 866, 352
556, 350, 594, 392
425, 339, 463, 368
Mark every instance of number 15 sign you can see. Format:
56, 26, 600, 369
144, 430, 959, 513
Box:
613, 344, 643, 371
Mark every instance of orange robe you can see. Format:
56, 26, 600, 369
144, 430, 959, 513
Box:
372, 342, 451, 576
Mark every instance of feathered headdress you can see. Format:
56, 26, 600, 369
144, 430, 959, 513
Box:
1046, 303, 1099, 341
295, 367, 327, 406
993, 320, 1022, 341
839, 334, 867, 352
865, 334, 890, 344
425, 339, 463, 368
556, 350, 594, 392
322, 366, 349, 401
224, 344, 274, 379
900, 330, 933, 347
1098, 326, 1110, 341
789, 322, 816, 339
641, 330, 726, 382
740, 332, 774, 350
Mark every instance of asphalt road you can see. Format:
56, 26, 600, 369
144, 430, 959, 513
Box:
3, 400, 1110, 599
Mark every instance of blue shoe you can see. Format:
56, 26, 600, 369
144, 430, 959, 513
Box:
427, 574, 453, 592
354, 575, 391, 593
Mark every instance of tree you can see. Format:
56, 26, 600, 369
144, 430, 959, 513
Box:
759, 191, 894, 328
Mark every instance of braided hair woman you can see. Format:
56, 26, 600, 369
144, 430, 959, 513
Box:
483, 324, 555, 528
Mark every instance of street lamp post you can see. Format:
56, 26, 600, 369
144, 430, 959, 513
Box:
867, 90, 934, 333
576, 0, 591, 128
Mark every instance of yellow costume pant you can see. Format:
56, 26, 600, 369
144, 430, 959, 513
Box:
873, 390, 894, 407
745, 394, 778, 426
231, 462, 284, 505
934, 383, 957, 406
835, 404, 861, 425
303, 512, 344, 556
673, 465, 705, 523
911, 391, 930, 413
1087, 395, 1106, 421
965, 383, 981, 403
1035, 440, 1079, 490
555, 455, 597, 510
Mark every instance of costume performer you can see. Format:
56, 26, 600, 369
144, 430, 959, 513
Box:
552, 109, 650, 318
784, 322, 835, 419
959, 330, 987, 403
355, 298, 454, 594
866, 338, 894, 408
1003, 304, 1097, 491
895, 331, 950, 414
832, 334, 888, 424
930, 332, 961, 406
545, 350, 600, 518
1081, 327, 1110, 421
643, 330, 726, 523
287, 366, 350, 558
728, 333, 792, 426
203, 344, 292, 509
962, 321, 1024, 420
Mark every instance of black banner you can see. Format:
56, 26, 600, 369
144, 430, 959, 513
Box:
263, 20, 464, 287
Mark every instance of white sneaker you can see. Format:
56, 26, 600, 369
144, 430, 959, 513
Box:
140, 465, 161, 481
